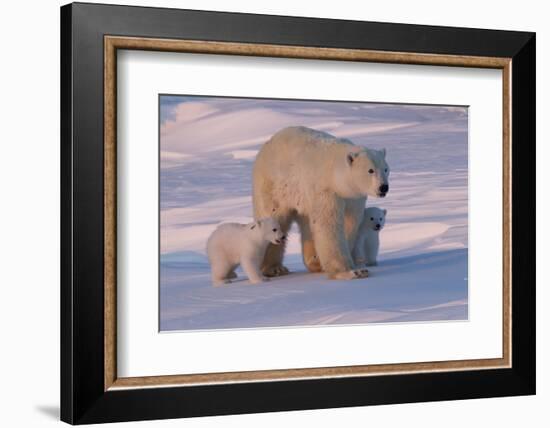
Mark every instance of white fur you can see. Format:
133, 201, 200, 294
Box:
353, 207, 387, 267
252, 126, 390, 279
206, 218, 285, 286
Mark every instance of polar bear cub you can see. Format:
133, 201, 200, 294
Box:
353, 207, 387, 267
206, 218, 286, 286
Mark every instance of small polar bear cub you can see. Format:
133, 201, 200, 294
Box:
207, 218, 286, 286
353, 207, 387, 267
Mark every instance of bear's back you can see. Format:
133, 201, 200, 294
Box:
255, 126, 354, 175
270, 126, 352, 150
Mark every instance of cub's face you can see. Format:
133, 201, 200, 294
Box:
348, 148, 390, 198
363, 207, 387, 231
258, 218, 286, 245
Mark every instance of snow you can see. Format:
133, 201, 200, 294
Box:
159, 96, 468, 331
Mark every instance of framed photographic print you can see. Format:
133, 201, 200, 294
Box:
60, 2, 536, 424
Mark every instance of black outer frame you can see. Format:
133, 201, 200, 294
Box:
60, 2, 535, 424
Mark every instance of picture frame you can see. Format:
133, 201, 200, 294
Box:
60, 2, 535, 424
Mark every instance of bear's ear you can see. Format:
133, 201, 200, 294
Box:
383, 209, 387, 215
347, 152, 359, 165
250, 219, 262, 230
381, 148, 387, 158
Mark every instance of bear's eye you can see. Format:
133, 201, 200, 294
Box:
380, 218, 382, 221
272, 228, 277, 232
370, 217, 374, 221
368, 169, 374, 174
385, 168, 388, 173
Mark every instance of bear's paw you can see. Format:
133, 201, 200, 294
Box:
262, 265, 290, 277
328, 268, 369, 280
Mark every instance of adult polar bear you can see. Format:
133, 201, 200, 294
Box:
253, 126, 390, 280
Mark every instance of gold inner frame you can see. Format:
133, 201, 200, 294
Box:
104, 36, 512, 391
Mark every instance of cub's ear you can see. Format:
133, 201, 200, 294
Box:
347, 152, 359, 165
381, 148, 387, 158
383, 209, 387, 215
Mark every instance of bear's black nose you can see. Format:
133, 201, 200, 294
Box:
375, 224, 381, 230
379, 184, 389, 193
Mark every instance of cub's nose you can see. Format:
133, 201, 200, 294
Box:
375, 224, 381, 230
379, 184, 389, 194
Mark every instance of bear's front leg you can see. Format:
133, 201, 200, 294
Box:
344, 197, 366, 253
311, 196, 368, 280
352, 235, 367, 267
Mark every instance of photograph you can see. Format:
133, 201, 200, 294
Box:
55, 2, 536, 424
159, 95, 469, 331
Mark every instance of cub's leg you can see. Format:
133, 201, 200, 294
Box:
210, 259, 235, 287
364, 246, 378, 266
297, 214, 322, 273
364, 235, 380, 266
241, 256, 266, 284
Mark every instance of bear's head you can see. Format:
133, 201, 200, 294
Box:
363, 207, 387, 231
253, 217, 286, 245
345, 147, 390, 198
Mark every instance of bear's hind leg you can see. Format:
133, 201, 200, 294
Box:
297, 214, 322, 273
253, 177, 291, 277
261, 211, 293, 277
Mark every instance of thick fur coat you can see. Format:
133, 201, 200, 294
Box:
206, 218, 285, 286
353, 207, 387, 267
252, 126, 390, 280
